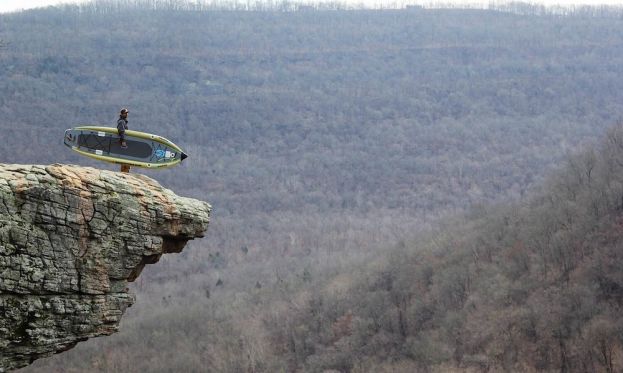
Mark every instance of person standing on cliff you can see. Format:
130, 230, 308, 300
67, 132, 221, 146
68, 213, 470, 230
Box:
117, 108, 129, 149
117, 108, 131, 173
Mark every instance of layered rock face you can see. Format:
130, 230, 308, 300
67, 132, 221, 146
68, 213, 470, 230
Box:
0, 164, 211, 371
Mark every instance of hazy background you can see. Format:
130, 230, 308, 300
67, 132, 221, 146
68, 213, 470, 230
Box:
1, 0, 622, 371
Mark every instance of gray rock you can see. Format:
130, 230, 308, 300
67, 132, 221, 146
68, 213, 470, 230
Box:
0, 164, 210, 371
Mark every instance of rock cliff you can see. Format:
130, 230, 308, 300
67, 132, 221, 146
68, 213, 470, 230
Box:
0, 164, 211, 371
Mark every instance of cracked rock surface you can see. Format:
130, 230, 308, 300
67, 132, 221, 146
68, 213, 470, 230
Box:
0, 164, 211, 371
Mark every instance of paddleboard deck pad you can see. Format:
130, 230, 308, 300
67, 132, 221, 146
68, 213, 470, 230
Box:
64, 126, 187, 168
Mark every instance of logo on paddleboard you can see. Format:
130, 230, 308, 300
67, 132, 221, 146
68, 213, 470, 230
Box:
155, 149, 177, 159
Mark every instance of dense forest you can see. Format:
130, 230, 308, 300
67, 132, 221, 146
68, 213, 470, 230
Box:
0, 0, 622, 371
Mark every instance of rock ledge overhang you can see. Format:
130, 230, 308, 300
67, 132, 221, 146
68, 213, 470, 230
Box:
0, 164, 211, 371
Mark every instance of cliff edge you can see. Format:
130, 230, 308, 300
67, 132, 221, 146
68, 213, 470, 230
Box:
0, 164, 211, 371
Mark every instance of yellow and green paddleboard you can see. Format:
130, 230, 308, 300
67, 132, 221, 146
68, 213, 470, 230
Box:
63, 126, 187, 168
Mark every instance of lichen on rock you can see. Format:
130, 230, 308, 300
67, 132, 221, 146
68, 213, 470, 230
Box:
0, 164, 210, 371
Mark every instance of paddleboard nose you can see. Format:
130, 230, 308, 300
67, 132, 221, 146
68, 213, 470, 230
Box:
181, 152, 188, 161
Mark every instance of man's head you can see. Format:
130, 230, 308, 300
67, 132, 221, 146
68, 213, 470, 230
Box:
120, 108, 129, 118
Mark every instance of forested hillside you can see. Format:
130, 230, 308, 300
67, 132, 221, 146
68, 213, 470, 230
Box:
2, 1, 622, 371
4, 1, 623, 213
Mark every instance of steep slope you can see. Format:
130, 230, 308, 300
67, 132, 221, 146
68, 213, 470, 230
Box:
0, 164, 210, 371
256, 125, 623, 372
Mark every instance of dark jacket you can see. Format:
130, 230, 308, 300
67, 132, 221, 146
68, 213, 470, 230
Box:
117, 117, 128, 133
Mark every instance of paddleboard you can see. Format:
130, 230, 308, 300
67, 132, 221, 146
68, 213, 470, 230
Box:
63, 126, 188, 169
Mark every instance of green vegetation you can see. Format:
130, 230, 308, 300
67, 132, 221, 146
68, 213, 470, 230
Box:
2, 1, 623, 371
